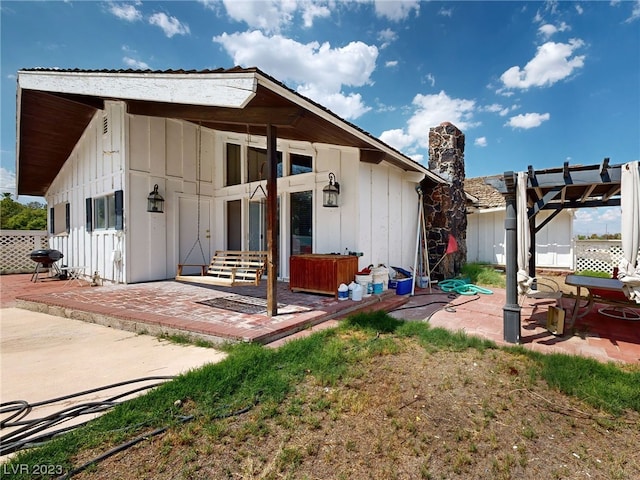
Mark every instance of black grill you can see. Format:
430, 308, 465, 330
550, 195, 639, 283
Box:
29, 249, 64, 282
29, 249, 64, 265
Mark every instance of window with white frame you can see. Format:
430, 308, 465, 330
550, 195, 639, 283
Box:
248, 147, 283, 181
226, 143, 241, 186
226, 143, 309, 186
94, 194, 116, 229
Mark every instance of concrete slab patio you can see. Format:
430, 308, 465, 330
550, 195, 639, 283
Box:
0, 305, 227, 460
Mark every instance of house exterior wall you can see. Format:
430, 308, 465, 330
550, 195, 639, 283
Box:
467, 208, 575, 269
46, 101, 126, 283
357, 163, 421, 271
46, 102, 423, 284
127, 114, 216, 282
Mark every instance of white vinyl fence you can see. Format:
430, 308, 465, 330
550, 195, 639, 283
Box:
0, 230, 49, 274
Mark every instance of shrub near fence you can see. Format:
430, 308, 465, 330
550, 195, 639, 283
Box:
0, 230, 49, 274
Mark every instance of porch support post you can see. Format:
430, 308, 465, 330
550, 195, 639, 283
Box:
503, 171, 521, 343
266, 124, 278, 317
528, 216, 536, 280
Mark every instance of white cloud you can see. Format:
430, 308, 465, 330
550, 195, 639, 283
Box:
379, 128, 414, 151
380, 90, 478, 152
0, 166, 16, 193
213, 1, 331, 32
222, 0, 296, 33
377, 28, 397, 49
625, 0, 640, 23
424, 73, 435, 87
505, 112, 550, 129
575, 4, 584, 15
149, 12, 190, 37
108, 2, 142, 22
121, 45, 149, 69
574, 207, 621, 235
438, 7, 453, 17
538, 21, 570, 39
482, 103, 504, 113
301, 2, 331, 27
474, 137, 488, 147
213, 31, 378, 119
481, 103, 519, 116
374, 0, 420, 21
501, 104, 519, 116
385, 60, 398, 68
537, 24, 557, 38
297, 84, 371, 119
123, 56, 150, 69
198, 0, 217, 10
500, 39, 585, 90
408, 91, 477, 143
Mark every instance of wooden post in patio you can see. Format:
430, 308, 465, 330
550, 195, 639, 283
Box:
503, 171, 521, 343
266, 124, 278, 316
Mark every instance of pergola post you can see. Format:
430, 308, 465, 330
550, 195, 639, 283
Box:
266, 124, 278, 317
503, 171, 521, 343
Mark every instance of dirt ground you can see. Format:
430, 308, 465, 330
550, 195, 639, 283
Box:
74, 337, 639, 480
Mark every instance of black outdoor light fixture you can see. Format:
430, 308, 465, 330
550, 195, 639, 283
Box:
322, 172, 340, 207
147, 184, 165, 213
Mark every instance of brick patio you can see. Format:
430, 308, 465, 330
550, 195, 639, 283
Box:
2, 273, 638, 363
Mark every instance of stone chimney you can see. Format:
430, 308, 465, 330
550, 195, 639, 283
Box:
421, 122, 467, 280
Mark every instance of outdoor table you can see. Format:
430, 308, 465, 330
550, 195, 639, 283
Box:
59, 266, 87, 286
564, 274, 628, 326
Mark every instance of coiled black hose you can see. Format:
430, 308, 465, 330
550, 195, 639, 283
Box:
0, 376, 174, 456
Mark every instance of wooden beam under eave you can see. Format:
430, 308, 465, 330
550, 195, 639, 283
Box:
127, 101, 303, 127
360, 149, 385, 164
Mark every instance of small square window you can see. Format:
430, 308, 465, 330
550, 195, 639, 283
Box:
290, 153, 313, 175
248, 147, 283, 182
94, 194, 116, 229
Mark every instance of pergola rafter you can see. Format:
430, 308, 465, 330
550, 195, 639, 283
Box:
488, 159, 624, 343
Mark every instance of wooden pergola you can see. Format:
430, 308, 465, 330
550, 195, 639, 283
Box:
488, 159, 623, 343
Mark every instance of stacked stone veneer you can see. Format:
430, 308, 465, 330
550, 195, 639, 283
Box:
421, 122, 467, 280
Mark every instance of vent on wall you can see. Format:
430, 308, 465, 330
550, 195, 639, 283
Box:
102, 115, 109, 135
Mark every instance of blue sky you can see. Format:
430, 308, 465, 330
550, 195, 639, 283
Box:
1, 0, 638, 234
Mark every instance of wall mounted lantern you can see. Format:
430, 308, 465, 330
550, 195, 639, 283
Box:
322, 173, 340, 207
147, 184, 165, 213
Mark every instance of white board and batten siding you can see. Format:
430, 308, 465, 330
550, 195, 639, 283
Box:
467, 208, 575, 270
47, 101, 125, 283
127, 116, 216, 283
47, 99, 424, 284
357, 164, 421, 272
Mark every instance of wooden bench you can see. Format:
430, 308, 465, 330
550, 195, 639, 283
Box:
176, 250, 267, 287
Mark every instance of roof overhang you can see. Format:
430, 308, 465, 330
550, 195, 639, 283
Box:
16, 68, 444, 196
